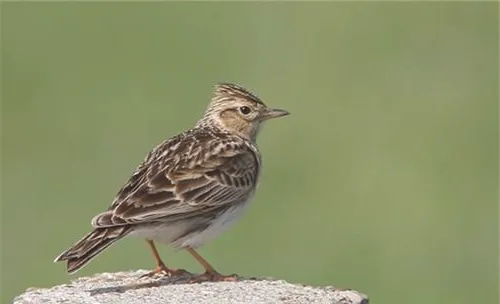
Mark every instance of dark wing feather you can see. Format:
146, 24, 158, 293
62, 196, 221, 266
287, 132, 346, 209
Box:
91, 131, 259, 227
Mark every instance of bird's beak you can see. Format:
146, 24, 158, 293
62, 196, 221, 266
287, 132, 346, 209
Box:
260, 108, 290, 121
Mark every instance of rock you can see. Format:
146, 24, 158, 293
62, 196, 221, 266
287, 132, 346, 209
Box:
13, 270, 368, 304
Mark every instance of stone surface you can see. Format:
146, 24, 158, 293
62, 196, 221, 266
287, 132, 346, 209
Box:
13, 270, 369, 304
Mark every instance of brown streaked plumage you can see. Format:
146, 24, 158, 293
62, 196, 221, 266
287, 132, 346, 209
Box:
54, 83, 289, 281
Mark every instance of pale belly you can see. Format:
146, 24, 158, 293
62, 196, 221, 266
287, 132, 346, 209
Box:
129, 199, 251, 249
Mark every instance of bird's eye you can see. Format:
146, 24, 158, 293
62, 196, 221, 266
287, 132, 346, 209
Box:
239, 106, 251, 115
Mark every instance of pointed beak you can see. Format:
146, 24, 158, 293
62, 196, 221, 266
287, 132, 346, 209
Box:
260, 108, 290, 121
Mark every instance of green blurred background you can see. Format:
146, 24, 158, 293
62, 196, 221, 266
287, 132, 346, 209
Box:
1, 2, 498, 303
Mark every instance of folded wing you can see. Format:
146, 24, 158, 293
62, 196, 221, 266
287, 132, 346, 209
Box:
91, 133, 259, 228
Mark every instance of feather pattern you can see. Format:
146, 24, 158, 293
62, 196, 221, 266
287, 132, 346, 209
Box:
95, 130, 260, 226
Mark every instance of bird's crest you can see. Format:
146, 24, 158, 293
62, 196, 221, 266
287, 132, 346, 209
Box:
212, 83, 265, 106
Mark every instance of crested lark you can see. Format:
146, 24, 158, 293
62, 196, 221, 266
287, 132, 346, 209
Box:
54, 83, 289, 281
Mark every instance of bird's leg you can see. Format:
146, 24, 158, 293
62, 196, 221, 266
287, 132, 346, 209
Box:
185, 247, 239, 282
140, 240, 190, 278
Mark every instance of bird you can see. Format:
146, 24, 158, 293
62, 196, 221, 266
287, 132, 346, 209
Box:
54, 83, 290, 282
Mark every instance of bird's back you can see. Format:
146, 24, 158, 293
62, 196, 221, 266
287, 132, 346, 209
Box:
91, 126, 261, 231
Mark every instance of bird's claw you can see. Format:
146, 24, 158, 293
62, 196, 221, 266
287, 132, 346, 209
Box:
140, 266, 191, 279
188, 271, 239, 283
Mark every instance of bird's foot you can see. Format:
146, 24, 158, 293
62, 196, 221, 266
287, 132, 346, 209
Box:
140, 264, 191, 279
188, 270, 239, 283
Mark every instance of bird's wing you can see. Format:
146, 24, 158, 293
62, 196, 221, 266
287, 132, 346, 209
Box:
91, 133, 259, 227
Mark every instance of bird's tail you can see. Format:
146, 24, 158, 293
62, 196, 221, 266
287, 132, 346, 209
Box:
54, 226, 130, 274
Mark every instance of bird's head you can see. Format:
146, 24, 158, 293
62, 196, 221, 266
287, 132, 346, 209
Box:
198, 83, 289, 141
